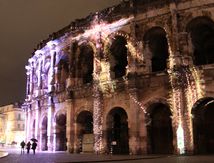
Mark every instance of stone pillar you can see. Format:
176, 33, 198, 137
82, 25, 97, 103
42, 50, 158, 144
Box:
35, 101, 41, 150
25, 109, 29, 142
93, 87, 105, 154
178, 32, 193, 66
37, 58, 42, 96
48, 51, 56, 92
169, 67, 194, 154
66, 99, 75, 153
26, 109, 32, 141
29, 60, 34, 99
143, 42, 152, 73
39, 129, 42, 151
128, 88, 141, 155
73, 122, 78, 153
47, 96, 55, 151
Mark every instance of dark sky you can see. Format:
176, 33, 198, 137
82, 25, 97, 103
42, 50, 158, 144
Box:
0, 0, 120, 106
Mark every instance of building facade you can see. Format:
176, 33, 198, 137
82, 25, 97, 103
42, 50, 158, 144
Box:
24, 0, 214, 155
0, 103, 25, 146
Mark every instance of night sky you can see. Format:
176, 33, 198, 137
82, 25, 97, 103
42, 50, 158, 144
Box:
0, 0, 120, 106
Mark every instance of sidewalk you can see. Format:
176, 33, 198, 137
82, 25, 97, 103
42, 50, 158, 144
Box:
0, 146, 169, 163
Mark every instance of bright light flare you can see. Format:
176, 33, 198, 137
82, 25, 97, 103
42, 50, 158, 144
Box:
72, 17, 133, 41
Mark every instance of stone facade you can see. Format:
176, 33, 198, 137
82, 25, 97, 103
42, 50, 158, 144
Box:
0, 104, 25, 146
24, 0, 214, 155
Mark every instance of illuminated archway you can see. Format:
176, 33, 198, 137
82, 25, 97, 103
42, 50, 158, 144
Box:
192, 97, 214, 154
55, 114, 67, 151
187, 16, 214, 65
147, 103, 173, 154
76, 111, 93, 153
106, 107, 129, 154
143, 27, 169, 72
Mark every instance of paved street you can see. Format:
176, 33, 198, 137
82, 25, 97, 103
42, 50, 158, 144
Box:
0, 148, 214, 163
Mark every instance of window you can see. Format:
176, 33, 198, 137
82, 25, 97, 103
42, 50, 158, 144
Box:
18, 114, 21, 120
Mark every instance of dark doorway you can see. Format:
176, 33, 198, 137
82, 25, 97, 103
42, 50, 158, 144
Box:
110, 36, 128, 79
41, 116, 48, 151
107, 107, 129, 154
143, 27, 169, 72
76, 111, 93, 153
148, 103, 173, 154
55, 114, 67, 151
187, 16, 214, 65
192, 98, 214, 154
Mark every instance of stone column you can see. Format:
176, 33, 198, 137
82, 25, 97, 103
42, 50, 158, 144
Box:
47, 96, 55, 151
26, 109, 32, 141
128, 88, 141, 155
25, 109, 29, 142
66, 99, 75, 153
143, 42, 152, 73
29, 60, 34, 99
93, 86, 105, 154
169, 67, 194, 154
48, 51, 56, 92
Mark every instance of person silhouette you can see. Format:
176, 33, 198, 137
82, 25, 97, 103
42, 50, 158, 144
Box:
26, 141, 31, 154
20, 141, 26, 154
32, 142, 37, 154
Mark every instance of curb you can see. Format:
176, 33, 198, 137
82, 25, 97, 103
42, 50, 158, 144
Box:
0, 151, 9, 159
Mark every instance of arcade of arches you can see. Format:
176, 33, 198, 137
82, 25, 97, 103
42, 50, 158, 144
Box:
25, 0, 214, 155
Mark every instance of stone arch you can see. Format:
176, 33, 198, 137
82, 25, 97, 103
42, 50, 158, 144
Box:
77, 42, 95, 84
106, 107, 129, 154
55, 112, 67, 151
76, 110, 94, 153
104, 31, 139, 79
143, 26, 169, 72
186, 16, 214, 66
191, 97, 214, 154
56, 51, 69, 91
145, 101, 173, 154
144, 98, 172, 116
41, 116, 48, 151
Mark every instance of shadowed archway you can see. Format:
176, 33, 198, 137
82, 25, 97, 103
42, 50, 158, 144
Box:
143, 27, 169, 72
76, 111, 93, 153
147, 103, 173, 154
106, 107, 129, 154
55, 114, 67, 151
187, 16, 214, 65
192, 97, 214, 154
41, 116, 48, 151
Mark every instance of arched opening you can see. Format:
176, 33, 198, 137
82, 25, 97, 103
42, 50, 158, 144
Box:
56, 55, 69, 91
143, 27, 169, 72
106, 107, 129, 154
147, 103, 173, 154
55, 114, 67, 151
41, 116, 48, 151
76, 111, 93, 153
187, 16, 214, 65
110, 36, 128, 79
78, 45, 94, 84
192, 97, 214, 154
